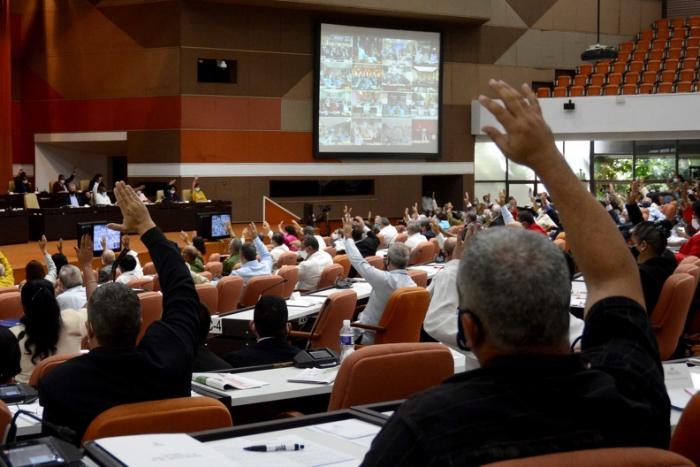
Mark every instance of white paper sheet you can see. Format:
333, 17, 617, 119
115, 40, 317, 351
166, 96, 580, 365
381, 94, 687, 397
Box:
309, 419, 381, 440
664, 363, 693, 389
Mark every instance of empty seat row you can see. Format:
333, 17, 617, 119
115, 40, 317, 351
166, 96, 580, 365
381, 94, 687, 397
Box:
540, 81, 696, 98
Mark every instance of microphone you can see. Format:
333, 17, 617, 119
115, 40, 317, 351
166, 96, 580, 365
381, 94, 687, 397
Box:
257, 277, 288, 301
8, 410, 78, 445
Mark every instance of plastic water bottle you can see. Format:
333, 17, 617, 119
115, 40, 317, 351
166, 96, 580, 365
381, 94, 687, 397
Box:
339, 319, 354, 362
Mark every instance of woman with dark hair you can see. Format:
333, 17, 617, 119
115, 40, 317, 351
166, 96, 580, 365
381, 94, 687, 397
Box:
10, 279, 87, 383
629, 221, 677, 315
0, 327, 21, 383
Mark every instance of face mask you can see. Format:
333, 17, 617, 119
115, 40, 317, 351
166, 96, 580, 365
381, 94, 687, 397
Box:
693, 219, 700, 230
605, 204, 613, 211
374, 223, 381, 230
641, 202, 651, 208
194, 187, 200, 192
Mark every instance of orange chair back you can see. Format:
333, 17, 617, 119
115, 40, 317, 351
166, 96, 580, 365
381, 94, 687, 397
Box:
239, 275, 286, 307
0, 400, 10, 443
305, 289, 357, 353
82, 397, 232, 443
0, 286, 17, 295
199, 271, 213, 281
394, 232, 408, 243
0, 292, 22, 320
409, 241, 435, 265
276, 266, 298, 299
651, 273, 695, 360
136, 291, 163, 343
671, 391, 700, 465
317, 264, 343, 289
195, 283, 218, 314
216, 276, 244, 313
324, 246, 337, 257
365, 255, 385, 270
276, 251, 297, 269
207, 253, 221, 263
675, 263, 700, 286
152, 274, 160, 292
127, 277, 154, 291
205, 261, 223, 278
328, 343, 453, 410
483, 447, 694, 466
333, 254, 351, 279
429, 237, 440, 257
407, 269, 428, 288
142, 262, 156, 275
28, 352, 81, 387
375, 287, 430, 344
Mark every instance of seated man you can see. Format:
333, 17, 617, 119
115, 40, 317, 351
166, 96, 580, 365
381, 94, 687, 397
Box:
224, 296, 300, 368
296, 236, 333, 291
404, 221, 427, 250
182, 245, 205, 273
114, 255, 143, 285
39, 182, 200, 444
52, 170, 76, 193
361, 81, 669, 466
61, 183, 87, 207
230, 223, 273, 283
56, 265, 87, 311
298, 226, 328, 260
518, 210, 547, 235
352, 227, 379, 257
343, 221, 415, 344
375, 216, 397, 246
222, 237, 242, 276
98, 249, 115, 283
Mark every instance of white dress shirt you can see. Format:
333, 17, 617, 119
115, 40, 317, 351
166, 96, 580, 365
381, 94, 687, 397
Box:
94, 191, 112, 206
404, 232, 428, 251
296, 250, 333, 290
270, 244, 290, 264
344, 238, 416, 344
379, 224, 398, 246
56, 285, 87, 311
115, 269, 144, 285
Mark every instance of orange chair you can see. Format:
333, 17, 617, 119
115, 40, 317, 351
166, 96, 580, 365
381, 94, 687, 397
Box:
204, 261, 223, 278
195, 283, 218, 314
602, 84, 619, 96
327, 343, 453, 411
317, 263, 343, 289
654, 18, 670, 30
288, 289, 358, 353
641, 70, 658, 84
624, 71, 640, 84
323, 246, 336, 257
647, 59, 662, 72
660, 69, 677, 82
651, 38, 666, 50
207, 253, 220, 263
572, 74, 588, 86
648, 48, 664, 61
679, 68, 696, 81
577, 63, 594, 75
632, 49, 648, 62
607, 72, 623, 85
409, 241, 435, 265
215, 275, 244, 313
657, 28, 671, 40
686, 47, 700, 60
611, 61, 627, 74
638, 30, 654, 42
594, 62, 610, 74
275, 251, 297, 269
589, 73, 606, 86
671, 391, 700, 465
628, 60, 644, 73
333, 254, 351, 279
687, 37, 700, 49
239, 274, 286, 307
0, 286, 17, 295
639, 83, 655, 94
651, 273, 695, 360
28, 352, 81, 387
675, 263, 700, 286
276, 265, 298, 298
556, 76, 571, 88
482, 447, 693, 466
690, 16, 700, 28
664, 59, 680, 70
586, 85, 602, 96
407, 269, 428, 287
621, 83, 637, 95
127, 277, 154, 291
152, 274, 160, 292
82, 397, 232, 442
136, 291, 163, 343
671, 18, 687, 29
0, 292, 22, 320
670, 37, 686, 49
365, 255, 385, 270
552, 87, 567, 97
657, 82, 674, 93
429, 237, 440, 258
142, 262, 156, 276
352, 287, 430, 344
393, 232, 408, 243
677, 81, 694, 92
672, 27, 689, 39
0, 400, 10, 443
667, 47, 684, 60
536, 87, 551, 98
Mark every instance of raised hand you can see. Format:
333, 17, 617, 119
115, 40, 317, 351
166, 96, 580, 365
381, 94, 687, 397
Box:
107, 181, 156, 236
38, 235, 47, 253
75, 234, 94, 269
262, 220, 270, 231
57, 238, 63, 254
342, 214, 354, 238
627, 180, 639, 205
100, 236, 107, 251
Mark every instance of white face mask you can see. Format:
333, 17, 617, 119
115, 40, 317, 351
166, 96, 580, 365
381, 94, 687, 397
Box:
693, 219, 700, 231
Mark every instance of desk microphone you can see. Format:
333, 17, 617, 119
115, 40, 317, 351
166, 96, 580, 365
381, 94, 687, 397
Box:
257, 277, 288, 301
7, 410, 78, 445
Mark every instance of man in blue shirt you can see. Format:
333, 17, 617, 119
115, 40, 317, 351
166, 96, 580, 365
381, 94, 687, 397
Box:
230, 223, 273, 283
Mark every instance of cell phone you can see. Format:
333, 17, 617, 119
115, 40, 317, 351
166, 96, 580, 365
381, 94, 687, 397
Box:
77, 222, 122, 257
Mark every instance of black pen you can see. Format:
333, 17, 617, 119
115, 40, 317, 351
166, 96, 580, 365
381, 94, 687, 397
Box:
243, 443, 305, 452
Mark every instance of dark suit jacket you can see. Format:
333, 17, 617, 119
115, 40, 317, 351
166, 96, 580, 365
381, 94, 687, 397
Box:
39, 228, 200, 443
639, 252, 677, 315
193, 345, 232, 372
224, 338, 300, 369
356, 232, 380, 257
60, 192, 87, 207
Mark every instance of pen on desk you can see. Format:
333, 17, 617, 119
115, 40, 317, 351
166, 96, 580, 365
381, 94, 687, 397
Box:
243, 443, 304, 452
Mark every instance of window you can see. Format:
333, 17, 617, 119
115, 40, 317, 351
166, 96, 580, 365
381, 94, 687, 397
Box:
197, 59, 237, 84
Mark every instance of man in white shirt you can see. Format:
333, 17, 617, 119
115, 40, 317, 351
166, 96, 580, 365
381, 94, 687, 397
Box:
269, 232, 290, 264
343, 218, 415, 344
297, 226, 328, 260
93, 182, 112, 206
115, 254, 144, 285
404, 220, 428, 250
376, 216, 397, 246
56, 265, 87, 311
296, 236, 333, 290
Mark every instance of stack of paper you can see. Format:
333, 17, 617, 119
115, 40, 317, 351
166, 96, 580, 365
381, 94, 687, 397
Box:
192, 373, 269, 391
288, 367, 338, 384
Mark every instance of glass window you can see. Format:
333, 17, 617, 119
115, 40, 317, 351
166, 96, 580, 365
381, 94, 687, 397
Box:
634, 140, 675, 185
474, 182, 505, 204
593, 140, 633, 154
474, 142, 506, 181
678, 140, 700, 181
594, 154, 633, 181
562, 140, 590, 180
508, 184, 535, 205
508, 161, 535, 181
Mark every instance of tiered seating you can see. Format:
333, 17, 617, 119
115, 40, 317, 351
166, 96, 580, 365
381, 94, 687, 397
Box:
540, 16, 700, 97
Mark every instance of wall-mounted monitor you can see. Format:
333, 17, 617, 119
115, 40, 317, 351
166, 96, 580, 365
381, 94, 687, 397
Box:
314, 23, 442, 158
196, 212, 231, 240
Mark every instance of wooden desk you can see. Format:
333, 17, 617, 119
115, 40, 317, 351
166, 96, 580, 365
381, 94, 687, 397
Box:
0, 209, 30, 245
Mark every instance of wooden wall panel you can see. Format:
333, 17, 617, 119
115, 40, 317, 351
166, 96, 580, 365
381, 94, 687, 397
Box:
180, 130, 313, 163
181, 96, 281, 131
127, 130, 181, 164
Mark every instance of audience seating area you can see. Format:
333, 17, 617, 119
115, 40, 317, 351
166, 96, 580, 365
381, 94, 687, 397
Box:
538, 16, 700, 97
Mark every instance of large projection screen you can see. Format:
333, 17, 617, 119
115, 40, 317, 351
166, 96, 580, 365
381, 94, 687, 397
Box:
314, 23, 442, 158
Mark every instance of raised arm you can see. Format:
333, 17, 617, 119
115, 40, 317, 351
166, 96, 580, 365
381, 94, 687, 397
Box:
250, 223, 273, 272
342, 216, 385, 283
76, 234, 97, 303
479, 81, 643, 310
39, 235, 57, 283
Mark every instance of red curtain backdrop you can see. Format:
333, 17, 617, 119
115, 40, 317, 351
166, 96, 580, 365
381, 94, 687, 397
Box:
0, 0, 12, 191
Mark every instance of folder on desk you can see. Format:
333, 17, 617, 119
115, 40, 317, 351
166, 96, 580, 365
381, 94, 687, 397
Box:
288, 367, 338, 384
193, 373, 269, 391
